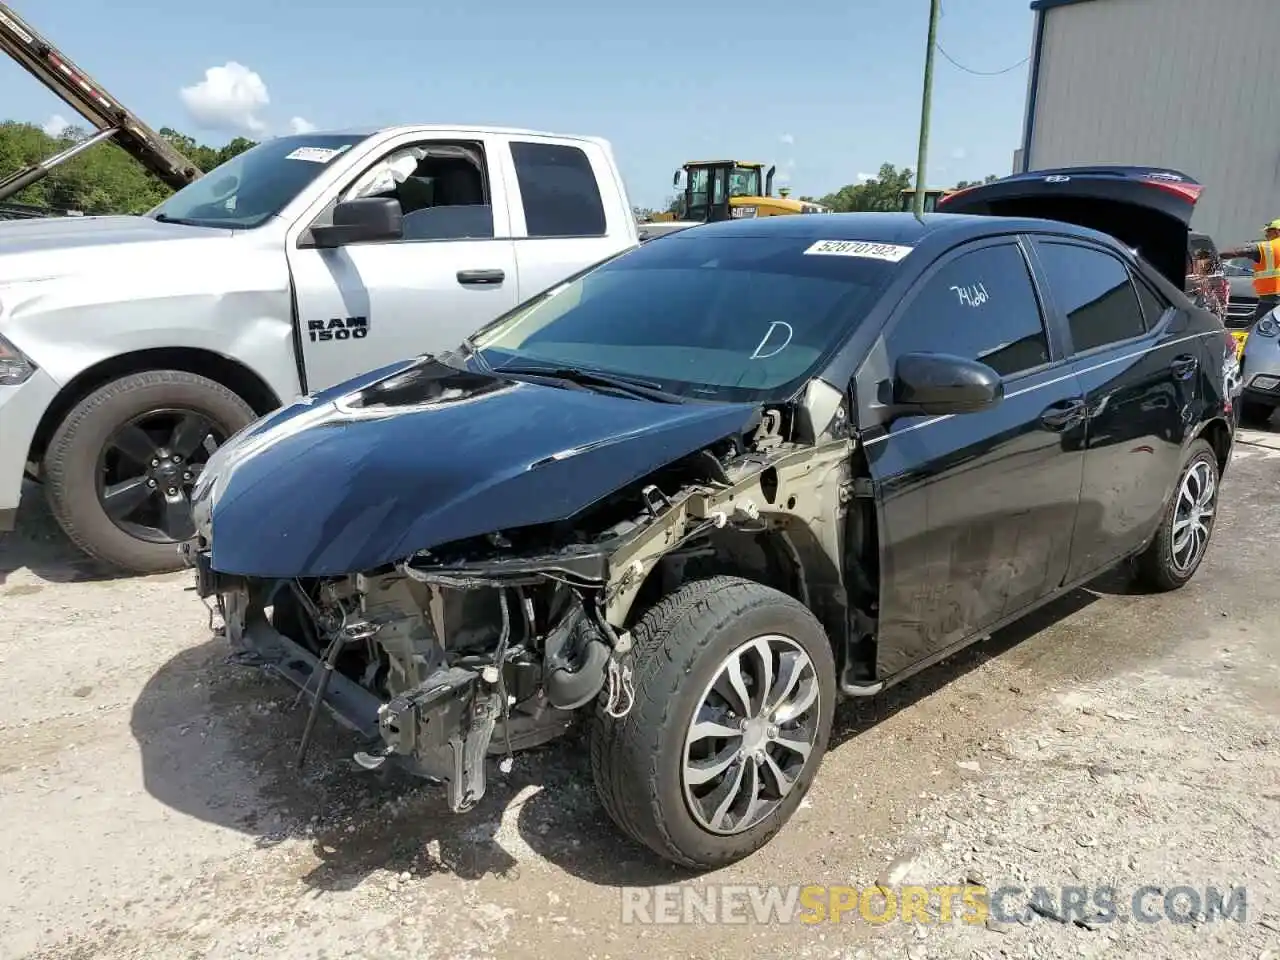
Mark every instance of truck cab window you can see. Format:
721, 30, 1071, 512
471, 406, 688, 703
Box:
510, 141, 607, 238
337, 140, 494, 241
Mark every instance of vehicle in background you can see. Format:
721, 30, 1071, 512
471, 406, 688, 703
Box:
189, 165, 1233, 870
1187, 231, 1231, 333
643, 160, 828, 236
1223, 255, 1260, 329
0, 125, 639, 573
1238, 306, 1280, 426
899, 187, 958, 213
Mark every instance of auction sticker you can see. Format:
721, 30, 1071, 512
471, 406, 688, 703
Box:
285, 145, 353, 163
803, 240, 913, 261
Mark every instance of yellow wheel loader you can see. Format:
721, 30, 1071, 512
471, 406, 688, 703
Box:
675, 160, 827, 220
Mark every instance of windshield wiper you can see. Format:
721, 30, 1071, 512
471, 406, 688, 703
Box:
153, 213, 202, 226
460, 337, 492, 371
495, 363, 683, 403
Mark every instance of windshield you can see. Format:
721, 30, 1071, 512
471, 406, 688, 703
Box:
148, 134, 363, 229
468, 233, 902, 403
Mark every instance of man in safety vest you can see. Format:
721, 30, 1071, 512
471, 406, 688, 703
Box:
1220, 219, 1280, 322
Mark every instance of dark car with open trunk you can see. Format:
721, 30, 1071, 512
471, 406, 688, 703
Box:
188, 165, 1236, 869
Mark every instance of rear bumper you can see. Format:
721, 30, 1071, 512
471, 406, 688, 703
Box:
1242, 378, 1280, 406
0, 368, 61, 520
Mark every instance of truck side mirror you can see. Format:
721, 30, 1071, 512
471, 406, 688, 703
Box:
310, 197, 403, 248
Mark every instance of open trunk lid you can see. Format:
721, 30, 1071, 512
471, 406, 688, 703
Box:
937, 165, 1202, 289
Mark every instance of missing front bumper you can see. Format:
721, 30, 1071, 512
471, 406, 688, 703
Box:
213, 574, 502, 814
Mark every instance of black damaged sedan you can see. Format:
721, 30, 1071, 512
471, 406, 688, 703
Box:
189, 166, 1236, 869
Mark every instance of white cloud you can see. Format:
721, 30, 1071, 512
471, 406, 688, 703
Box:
289, 116, 317, 135
857, 172, 875, 182
42, 114, 71, 138
180, 62, 270, 135
950, 146, 968, 161
779, 133, 794, 145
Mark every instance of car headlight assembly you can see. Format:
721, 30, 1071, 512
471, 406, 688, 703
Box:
1254, 312, 1279, 338
0, 333, 37, 386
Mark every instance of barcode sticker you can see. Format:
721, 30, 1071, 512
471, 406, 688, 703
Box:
803, 240, 913, 261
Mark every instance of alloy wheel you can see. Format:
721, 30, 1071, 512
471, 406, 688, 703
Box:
681, 633, 821, 836
95, 408, 225, 544
1170, 458, 1216, 575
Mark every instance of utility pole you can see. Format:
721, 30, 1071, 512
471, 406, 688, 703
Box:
912, 0, 942, 217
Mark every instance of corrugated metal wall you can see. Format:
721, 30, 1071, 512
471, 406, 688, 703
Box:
1026, 0, 1280, 244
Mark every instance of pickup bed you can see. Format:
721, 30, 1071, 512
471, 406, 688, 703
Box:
0, 124, 639, 572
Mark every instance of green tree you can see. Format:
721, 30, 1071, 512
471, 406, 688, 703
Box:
817, 163, 915, 213
1, 121, 257, 215
953, 174, 1000, 189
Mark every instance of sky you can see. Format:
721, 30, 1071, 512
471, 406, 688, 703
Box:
3, 0, 1037, 209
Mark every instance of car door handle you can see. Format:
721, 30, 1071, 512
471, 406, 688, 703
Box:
1040, 398, 1085, 430
457, 269, 505, 286
1170, 354, 1198, 380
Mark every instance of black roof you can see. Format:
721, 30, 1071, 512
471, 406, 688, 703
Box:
664, 210, 1110, 246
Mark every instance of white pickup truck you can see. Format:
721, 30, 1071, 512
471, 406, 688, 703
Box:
0, 124, 639, 573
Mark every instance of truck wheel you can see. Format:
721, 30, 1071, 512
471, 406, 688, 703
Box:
1238, 400, 1274, 427
590, 576, 836, 869
1132, 439, 1219, 593
43, 370, 255, 574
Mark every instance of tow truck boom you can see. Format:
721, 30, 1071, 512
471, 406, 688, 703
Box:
0, 1, 202, 203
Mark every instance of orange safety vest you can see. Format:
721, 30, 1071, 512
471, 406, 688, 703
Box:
1252, 238, 1280, 296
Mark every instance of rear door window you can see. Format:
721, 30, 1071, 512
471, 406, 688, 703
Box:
887, 242, 1050, 378
510, 141, 607, 238
1133, 275, 1172, 328
1034, 241, 1147, 352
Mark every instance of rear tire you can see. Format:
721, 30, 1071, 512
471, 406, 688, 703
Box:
1132, 439, 1219, 593
590, 576, 836, 869
43, 370, 255, 574
1239, 400, 1274, 427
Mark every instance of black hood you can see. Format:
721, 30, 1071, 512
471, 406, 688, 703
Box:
195, 357, 761, 578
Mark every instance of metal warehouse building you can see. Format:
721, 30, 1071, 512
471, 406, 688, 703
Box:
1015, 0, 1280, 245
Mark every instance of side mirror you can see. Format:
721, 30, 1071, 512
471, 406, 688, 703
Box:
673, 170, 681, 188
890, 352, 1003, 416
311, 197, 403, 248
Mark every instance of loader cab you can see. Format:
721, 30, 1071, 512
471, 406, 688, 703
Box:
673, 160, 775, 222
899, 187, 955, 213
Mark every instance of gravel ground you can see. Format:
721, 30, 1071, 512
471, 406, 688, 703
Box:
1, 429, 1278, 960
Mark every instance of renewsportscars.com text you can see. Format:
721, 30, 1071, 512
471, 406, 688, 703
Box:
619, 884, 1250, 926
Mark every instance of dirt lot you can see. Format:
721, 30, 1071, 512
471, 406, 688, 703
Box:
2, 430, 1279, 960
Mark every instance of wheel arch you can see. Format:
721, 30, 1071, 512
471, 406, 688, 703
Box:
28, 348, 282, 467
1195, 416, 1233, 476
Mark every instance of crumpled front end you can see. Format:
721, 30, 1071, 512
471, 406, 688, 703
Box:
190, 430, 777, 813
189, 357, 856, 814
194, 547, 623, 811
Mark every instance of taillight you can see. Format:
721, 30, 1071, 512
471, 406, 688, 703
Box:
1142, 177, 1203, 204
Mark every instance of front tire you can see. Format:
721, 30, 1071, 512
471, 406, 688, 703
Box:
590, 576, 836, 869
43, 370, 255, 574
1132, 439, 1220, 592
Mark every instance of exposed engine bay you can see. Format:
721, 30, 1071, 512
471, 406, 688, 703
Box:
191, 374, 868, 815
